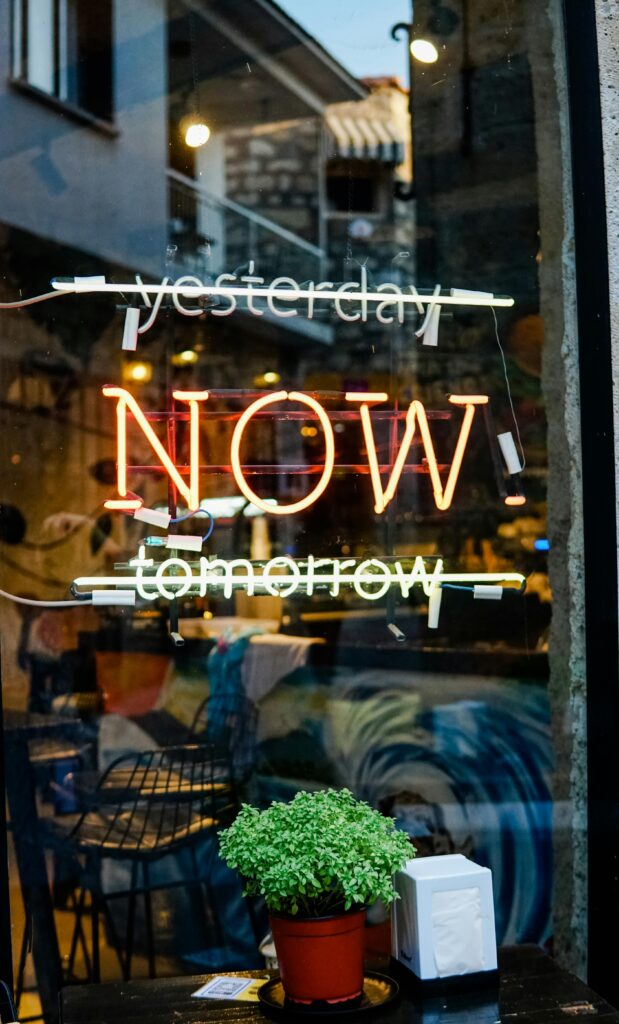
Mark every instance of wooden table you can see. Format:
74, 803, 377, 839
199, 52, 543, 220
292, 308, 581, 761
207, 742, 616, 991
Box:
61, 946, 619, 1024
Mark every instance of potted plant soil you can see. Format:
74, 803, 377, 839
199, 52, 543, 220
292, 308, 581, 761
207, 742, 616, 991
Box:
219, 788, 413, 1005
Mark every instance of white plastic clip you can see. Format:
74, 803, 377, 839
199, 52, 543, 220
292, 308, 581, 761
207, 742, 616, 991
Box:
134, 507, 172, 529
165, 535, 203, 553
450, 288, 494, 299
422, 303, 441, 346
473, 586, 503, 600
91, 590, 136, 606
122, 307, 141, 351
497, 432, 523, 475
428, 587, 443, 627
415, 284, 442, 346
73, 275, 107, 292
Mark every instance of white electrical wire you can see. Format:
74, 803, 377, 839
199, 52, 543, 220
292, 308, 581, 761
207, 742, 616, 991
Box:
0, 290, 71, 309
0, 588, 91, 607
491, 306, 526, 470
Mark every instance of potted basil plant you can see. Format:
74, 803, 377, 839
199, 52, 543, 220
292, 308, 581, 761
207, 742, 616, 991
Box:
219, 788, 413, 1005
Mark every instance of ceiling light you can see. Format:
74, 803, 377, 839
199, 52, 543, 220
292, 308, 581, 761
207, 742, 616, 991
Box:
410, 38, 439, 63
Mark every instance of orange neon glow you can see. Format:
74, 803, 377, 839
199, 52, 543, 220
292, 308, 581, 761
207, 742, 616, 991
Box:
344, 392, 388, 404
102, 386, 209, 511
173, 390, 209, 513
103, 499, 143, 511
346, 393, 487, 513
447, 394, 489, 405
230, 390, 335, 515
505, 495, 527, 506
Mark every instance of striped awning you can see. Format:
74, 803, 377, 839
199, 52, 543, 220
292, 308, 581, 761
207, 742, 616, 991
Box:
326, 111, 406, 163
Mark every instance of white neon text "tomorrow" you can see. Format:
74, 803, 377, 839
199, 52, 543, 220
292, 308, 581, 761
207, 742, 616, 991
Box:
73, 549, 525, 603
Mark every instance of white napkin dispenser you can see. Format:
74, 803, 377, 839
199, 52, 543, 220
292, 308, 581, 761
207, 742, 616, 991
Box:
392, 854, 498, 985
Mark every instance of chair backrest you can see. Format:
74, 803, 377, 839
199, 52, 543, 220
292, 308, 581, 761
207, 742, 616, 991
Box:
78, 743, 234, 854
188, 694, 258, 785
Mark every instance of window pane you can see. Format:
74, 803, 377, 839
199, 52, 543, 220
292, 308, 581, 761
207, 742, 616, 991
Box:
26, 0, 55, 93
0, 0, 588, 1014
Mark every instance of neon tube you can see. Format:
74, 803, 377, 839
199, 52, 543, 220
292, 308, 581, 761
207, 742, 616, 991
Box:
230, 391, 335, 515
52, 279, 515, 308
102, 386, 208, 511
346, 394, 488, 513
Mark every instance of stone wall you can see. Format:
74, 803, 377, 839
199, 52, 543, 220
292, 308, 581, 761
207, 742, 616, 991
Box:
595, 0, 619, 593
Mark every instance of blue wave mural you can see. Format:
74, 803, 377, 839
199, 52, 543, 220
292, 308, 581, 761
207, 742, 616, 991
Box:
255, 667, 553, 946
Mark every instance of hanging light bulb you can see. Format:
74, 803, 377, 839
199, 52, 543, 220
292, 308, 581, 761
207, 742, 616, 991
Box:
183, 119, 211, 148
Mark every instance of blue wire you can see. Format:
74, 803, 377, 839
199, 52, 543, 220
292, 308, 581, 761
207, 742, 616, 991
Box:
171, 509, 199, 523
171, 508, 214, 543
172, 505, 215, 544
440, 583, 475, 593
201, 510, 214, 542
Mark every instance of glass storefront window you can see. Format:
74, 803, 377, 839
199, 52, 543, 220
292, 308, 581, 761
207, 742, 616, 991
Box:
0, 0, 591, 1019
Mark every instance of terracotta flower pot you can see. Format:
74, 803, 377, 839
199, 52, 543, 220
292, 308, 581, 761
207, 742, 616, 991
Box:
269, 909, 366, 1004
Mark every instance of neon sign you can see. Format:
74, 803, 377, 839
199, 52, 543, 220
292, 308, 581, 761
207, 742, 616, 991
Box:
52, 274, 514, 342
102, 387, 493, 515
72, 548, 525, 627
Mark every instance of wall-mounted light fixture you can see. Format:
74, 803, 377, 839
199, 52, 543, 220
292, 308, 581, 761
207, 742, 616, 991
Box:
410, 38, 439, 63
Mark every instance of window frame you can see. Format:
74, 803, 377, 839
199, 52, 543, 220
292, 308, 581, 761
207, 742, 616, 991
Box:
9, 0, 116, 131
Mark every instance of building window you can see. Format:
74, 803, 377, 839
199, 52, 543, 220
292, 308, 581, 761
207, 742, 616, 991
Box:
326, 160, 382, 214
12, 0, 113, 121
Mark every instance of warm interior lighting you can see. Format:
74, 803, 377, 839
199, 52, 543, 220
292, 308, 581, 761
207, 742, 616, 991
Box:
184, 121, 211, 148
171, 349, 199, 366
410, 38, 439, 63
254, 371, 281, 386
301, 425, 318, 438
123, 361, 153, 383
505, 495, 527, 506
231, 391, 335, 515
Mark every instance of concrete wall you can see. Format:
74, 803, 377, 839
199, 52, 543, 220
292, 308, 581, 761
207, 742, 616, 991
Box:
533, 0, 586, 980
0, 0, 169, 276
595, 0, 619, 590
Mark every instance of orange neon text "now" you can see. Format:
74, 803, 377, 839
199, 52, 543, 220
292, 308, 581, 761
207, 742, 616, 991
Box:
101, 387, 487, 515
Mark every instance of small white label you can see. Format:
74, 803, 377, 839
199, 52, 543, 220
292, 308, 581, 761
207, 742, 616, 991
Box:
134, 507, 171, 528
166, 534, 203, 552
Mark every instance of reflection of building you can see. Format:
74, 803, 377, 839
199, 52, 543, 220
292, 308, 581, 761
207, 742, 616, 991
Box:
0, 0, 414, 644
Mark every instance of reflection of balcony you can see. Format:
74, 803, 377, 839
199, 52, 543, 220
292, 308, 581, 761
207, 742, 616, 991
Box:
167, 169, 325, 283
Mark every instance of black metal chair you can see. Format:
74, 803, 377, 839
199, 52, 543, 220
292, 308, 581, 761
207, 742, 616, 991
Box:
41, 743, 237, 982
187, 694, 258, 788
